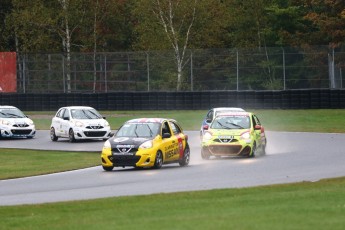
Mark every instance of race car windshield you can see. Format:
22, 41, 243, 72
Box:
116, 123, 160, 138
71, 109, 102, 119
0, 108, 26, 118
211, 116, 250, 129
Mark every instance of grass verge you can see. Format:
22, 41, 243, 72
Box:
0, 148, 99, 180
1, 177, 345, 230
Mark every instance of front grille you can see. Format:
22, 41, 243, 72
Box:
209, 145, 242, 155
86, 126, 104, 129
109, 155, 141, 166
214, 138, 238, 143
83, 131, 107, 137
13, 124, 29, 128
11, 129, 32, 135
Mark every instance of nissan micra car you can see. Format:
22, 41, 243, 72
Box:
50, 106, 111, 142
201, 111, 266, 159
101, 118, 190, 171
0, 105, 36, 138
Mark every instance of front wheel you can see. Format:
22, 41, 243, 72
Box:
179, 144, 190, 166
201, 148, 210, 160
153, 151, 163, 169
102, 166, 114, 171
249, 142, 257, 158
69, 129, 76, 143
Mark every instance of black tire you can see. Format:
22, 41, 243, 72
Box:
50, 127, 58, 141
153, 151, 163, 169
102, 166, 114, 171
69, 129, 76, 143
201, 149, 210, 160
179, 144, 190, 167
249, 142, 257, 158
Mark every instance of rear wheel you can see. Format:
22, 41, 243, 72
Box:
179, 144, 190, 166
69, 129, 76, 143
102, 166, 114, 171
50, 127, 58, 141
153, 151, 163, 169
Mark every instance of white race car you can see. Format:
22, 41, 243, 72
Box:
0, 105, 36, 138
200, 107, 245, 139
50, 106, 112, 142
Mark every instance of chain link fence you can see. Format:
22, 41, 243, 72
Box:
16, 46, 345, 93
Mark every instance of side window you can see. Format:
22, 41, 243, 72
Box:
63, 109, 70, 119
161, 122, 171, 135
252, 115, 261, 127
56, 109, 65, 118
206, 110, 213, 121
169, 121, 182, 135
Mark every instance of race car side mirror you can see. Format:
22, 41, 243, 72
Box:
203, 125, 209, 130
63, 116, 70, 121
206, 118, 212, 123
162, 133, 171, 139
254, 125, 261, 130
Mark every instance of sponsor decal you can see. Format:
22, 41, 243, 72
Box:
113, 137, 129, 142
218, 135, 234, 143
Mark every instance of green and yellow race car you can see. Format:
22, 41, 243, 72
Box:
101, 118, 190, 171
201, 111, 266, 159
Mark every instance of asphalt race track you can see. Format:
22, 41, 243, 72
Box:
1, 130, 345, 206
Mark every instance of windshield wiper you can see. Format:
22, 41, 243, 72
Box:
145, 124, 154, 137
227, 122, 245, 129
215, 121, 232, 129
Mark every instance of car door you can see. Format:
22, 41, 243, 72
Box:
60, 109, 71, 137
169, 121, 185, 161
53, 108, 65, 136
160, 121, 177, 162
252, 115, 265, 147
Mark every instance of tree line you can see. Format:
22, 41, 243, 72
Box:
0, 0, 344, 91
1, 0, 344, 53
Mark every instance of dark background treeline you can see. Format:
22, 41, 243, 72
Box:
1, 89, 344, 111
1, 0, 344, 52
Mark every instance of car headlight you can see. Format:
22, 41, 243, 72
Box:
104, 121, 110, 127
139, 140, 153, 149
0, 119, 11, 126
72, 120, 84, 127
28, 119, 34, 125
240, 131, 251, 140
203, 132, 213, 141
102, 140, 111, 150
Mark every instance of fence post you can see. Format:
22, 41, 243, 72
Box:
236, 49, 239, 91
190, 52, 193, 91
147, 52, 150, 92
282, 47, 286, 90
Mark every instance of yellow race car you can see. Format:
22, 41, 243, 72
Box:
101, 118, 190, 171
201, 112, 266, 159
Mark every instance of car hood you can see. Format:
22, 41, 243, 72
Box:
209, 128, 250, 136
110, 136, 153, 148
73, 118, 107, 126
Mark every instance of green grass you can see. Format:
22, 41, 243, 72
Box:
27, 109, 345, 133
1, 177, 345, 230
0, 149, 99, 180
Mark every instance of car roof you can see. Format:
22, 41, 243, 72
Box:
60, 106, 95, 110
216, 111, 251, 117
126, 118, 176, 124
0, 105, 18, 109
212, 107, 245, 112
